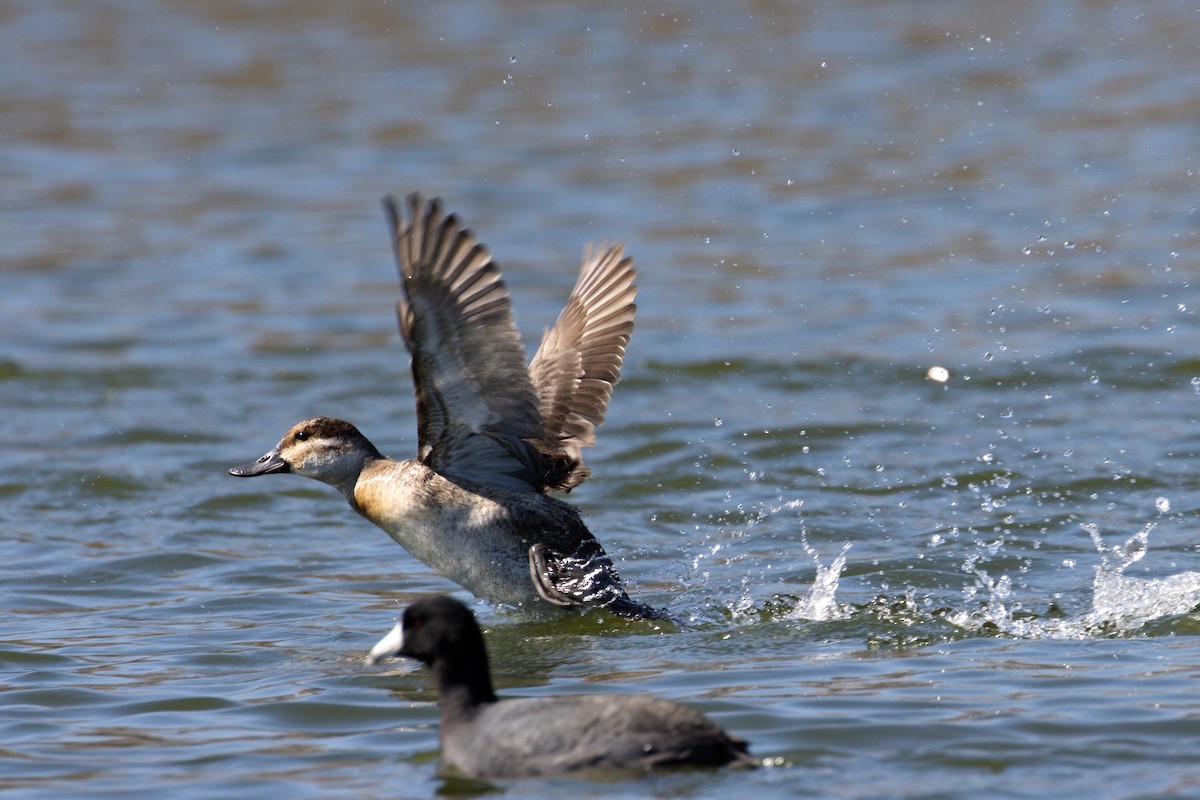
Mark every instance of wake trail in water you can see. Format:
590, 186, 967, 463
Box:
674, 488, 1199, 639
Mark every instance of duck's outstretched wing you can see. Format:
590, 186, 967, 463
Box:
384, 193, 545, 489
528, 245, 636, 492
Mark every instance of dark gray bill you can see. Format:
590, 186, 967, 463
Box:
228, 449, 290, 477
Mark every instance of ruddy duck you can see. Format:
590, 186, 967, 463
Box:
231, 194, 660, 619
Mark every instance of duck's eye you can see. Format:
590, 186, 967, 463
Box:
295, 430, 310, 441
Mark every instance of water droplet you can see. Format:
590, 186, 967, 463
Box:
1156, 497, 1171, 514
714, 418, 723, 427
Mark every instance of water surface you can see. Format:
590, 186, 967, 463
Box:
5, 1, 1200, 798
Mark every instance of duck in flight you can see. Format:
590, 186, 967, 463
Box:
230, 194, 661, 619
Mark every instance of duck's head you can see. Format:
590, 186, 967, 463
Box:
229, 416, 382, 490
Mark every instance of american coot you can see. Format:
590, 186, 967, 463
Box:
230, 194, 661, 619
368, 595, 754, 779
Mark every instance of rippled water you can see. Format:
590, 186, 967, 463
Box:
6, 1, 1200, 797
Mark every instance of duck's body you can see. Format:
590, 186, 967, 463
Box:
368, 596, 753, 778
352, 453, 623, 609
231, 194, 659, 618
354, 459, 531, 607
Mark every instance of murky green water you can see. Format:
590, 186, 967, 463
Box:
6, 1, 1200, 797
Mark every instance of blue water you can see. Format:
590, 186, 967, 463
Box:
6, 1, 1200, 797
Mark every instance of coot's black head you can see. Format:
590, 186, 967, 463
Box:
367, 595, 498, 705
397, 595, 488, 666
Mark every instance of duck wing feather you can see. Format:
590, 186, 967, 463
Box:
528, 244, 636, 492
384, 193, 546, 490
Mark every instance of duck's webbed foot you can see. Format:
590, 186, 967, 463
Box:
528, 541, 670, 620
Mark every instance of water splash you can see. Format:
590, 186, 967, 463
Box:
948, 523, 1200, 638
949, 563, 1012, 627
1083, 523, 1200, 631
789, 536, 851, 621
